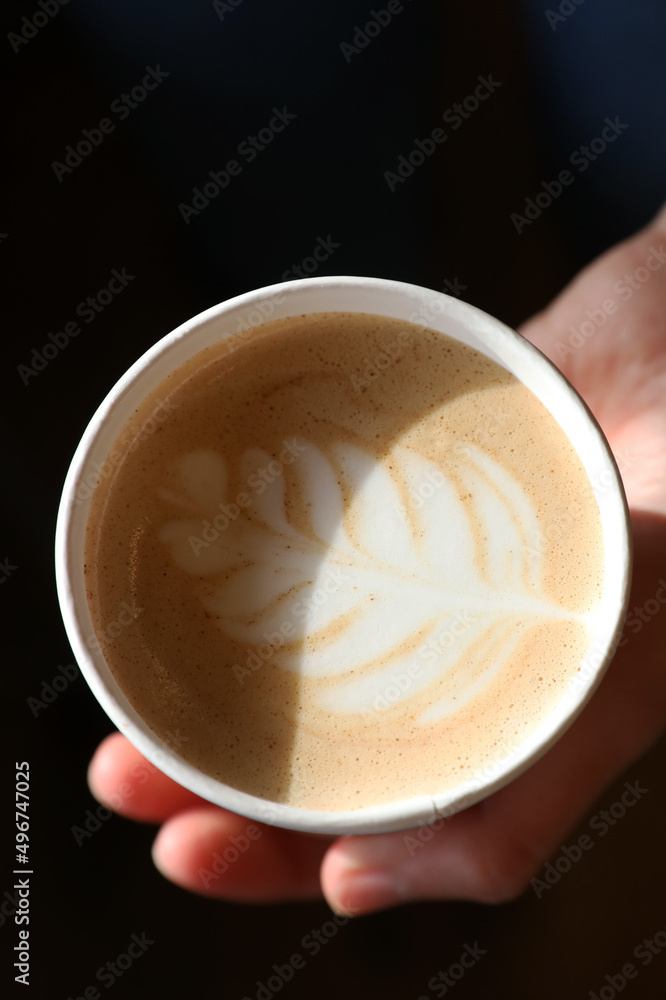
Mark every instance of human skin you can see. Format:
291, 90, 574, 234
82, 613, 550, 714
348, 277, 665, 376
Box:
88, 205, 666, 915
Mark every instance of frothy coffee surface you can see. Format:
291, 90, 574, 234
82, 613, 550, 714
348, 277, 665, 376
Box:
84, 312, 604, 811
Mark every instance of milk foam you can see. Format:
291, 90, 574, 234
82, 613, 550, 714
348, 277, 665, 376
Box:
159, 440, 585, 725
84, 312, 605, 811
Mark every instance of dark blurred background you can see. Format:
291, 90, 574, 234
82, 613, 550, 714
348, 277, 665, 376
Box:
3, 0, 666, 996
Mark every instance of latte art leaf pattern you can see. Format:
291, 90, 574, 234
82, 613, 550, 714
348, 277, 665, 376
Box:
158, 439, 585, 723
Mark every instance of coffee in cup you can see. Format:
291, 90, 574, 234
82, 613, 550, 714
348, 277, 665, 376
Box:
57, 279, 630, 833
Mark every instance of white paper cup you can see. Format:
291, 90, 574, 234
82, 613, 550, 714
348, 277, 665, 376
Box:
55, 276, 632, 835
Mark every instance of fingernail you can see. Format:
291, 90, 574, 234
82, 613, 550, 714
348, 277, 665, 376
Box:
332, 870, 403, 916
324, 834, 416, 915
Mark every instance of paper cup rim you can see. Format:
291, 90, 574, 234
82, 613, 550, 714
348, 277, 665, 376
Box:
55, 275, 632, 834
